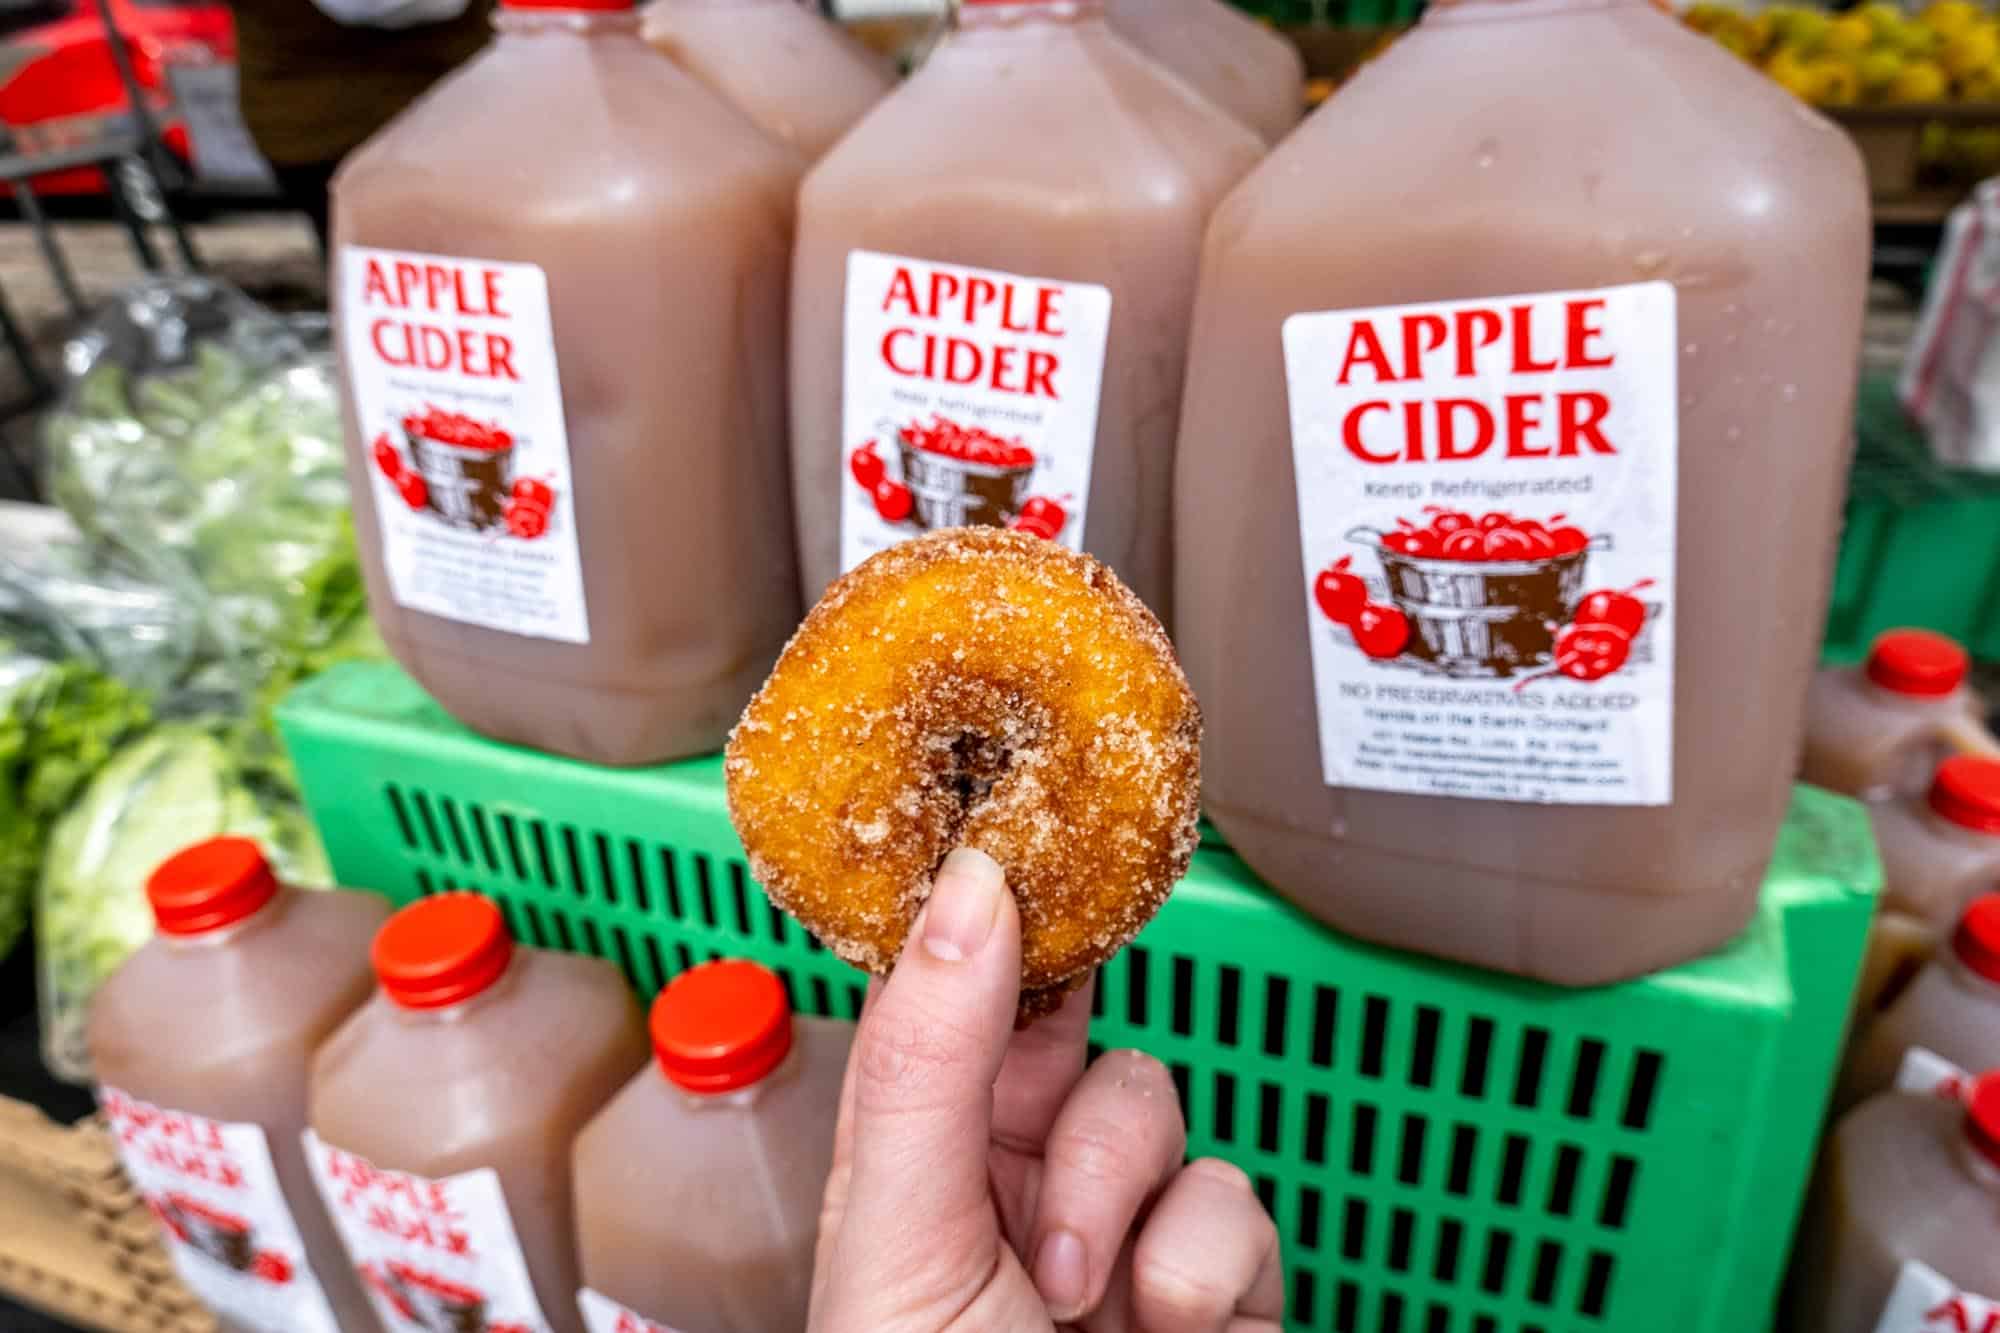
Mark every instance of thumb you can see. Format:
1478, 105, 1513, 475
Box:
833, 847, 1021, 1316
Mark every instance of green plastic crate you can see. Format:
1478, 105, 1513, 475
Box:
1826, 374, 2000, 664
277, 661, 1878, 1333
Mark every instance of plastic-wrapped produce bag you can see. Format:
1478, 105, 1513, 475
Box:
20, 278, 374, 1082
1903, 179, 2000, 472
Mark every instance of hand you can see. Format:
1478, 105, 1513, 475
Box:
809, 848, 1284, 1332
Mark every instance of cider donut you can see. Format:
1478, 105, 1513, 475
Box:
725, 527, 1201, 1019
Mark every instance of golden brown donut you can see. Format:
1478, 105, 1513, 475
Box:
724, 527, 1201, 1019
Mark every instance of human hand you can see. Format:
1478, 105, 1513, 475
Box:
809, 848, 1284, 1332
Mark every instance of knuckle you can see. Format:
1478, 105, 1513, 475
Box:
850, 1006, 967, 1115
1133, 1245, 1239, 1323
1048, 1112, 1152, 1188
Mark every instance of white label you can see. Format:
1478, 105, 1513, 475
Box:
1873, 1260, 2000, 1332
1896, 1047, 1974, 1101
1281, 282, 1679, 805
579, 1287, 690, 1333
99, 1087, 339, 1333
304, 1130, 551, 1333
341, 246, 590, 643
837, 250, 1113, 572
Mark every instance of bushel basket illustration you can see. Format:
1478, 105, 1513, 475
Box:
1348, 525, 1605, 677
897, 430, 1034, 529
406, 415, 517, 533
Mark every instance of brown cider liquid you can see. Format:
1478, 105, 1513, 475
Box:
88, 887, 393, 1333
334, 7, 803, 766
789, 0, 1263, 619
1102, 0, 1304, 144
642, 0, 894, 161
1840, 955, 2000, 1114
1802, 667, 1995, 801
571, 1016, 851, 1332
1872, 797, 2000, 929
1174, 0, 1870, 983
308, 949, 649, 1333
1790, 1096, 2000, 1333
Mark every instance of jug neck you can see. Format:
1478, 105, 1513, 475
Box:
956, 0, 1105, 33
494, 5, 642, 36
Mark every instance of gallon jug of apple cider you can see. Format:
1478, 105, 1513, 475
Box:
307, 894, 648, 1333
88, 838, 391, 1333
1792, 1072, 2000, 1333
643, 0, 894, 160
789, 0, 1263, 621
1102, 0, 1304, 144
1174, 0, 1870, 983
334, 0, 802, 766
1803, 629, 1997, 801
1872, 758, 2000, 930
571, 960, 851, 1333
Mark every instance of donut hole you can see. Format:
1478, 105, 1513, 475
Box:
947, 731, 1014, 808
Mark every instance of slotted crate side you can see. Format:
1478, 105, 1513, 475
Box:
278, 662, 1877, 1333
1096, 851, 1794, 1333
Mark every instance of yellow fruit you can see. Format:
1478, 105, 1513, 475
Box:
1809, 55, 1864, 102
1942, 21, 2000, 77
1921, 0, 1981, 38
1962, 57, 2000, 98
1715, 18, 1760, 57
1894, 21, 1942, 57
1684, 1, 1731, 33
1777, 7, 1833, 52
1859, 1, 1907, 40
1767, 45, 1821, 98
1858, 46, 1906, 91
1824, 12, 1877, 53
1747, 12, 1776, 51
1888, 56, 1952, 98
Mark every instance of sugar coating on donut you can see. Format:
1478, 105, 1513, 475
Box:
725, 527, 1202, 1007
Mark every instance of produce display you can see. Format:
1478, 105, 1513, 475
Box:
7, 276, 381, 1080
1683, 1, 2000, 104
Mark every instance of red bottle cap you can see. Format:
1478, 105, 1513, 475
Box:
146, 837, 280, 935
1930, 757, 2000, 835
1867, 629, 1970, 697
650, 960, 794, 1093
371, 894, 514, 1010
1967, 1072, 2000, 1169
1954, 896, 2000, 982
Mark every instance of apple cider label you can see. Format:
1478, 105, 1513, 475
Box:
837, 250, 1113, 573
341, 246, 590, 644
100, 1087, 340, 1333
304, 1131, 552, 1333
1873, 1261, 2000, 1332
1282, 282, 1678, 805
579, 1287, 690, 1333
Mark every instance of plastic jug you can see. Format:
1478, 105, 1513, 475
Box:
789, 0, 1263, 620
643, 0, 894, 160
1803, 630, 1995, 801
1842, 896, 2000, 1112
1172, 0, 1870, 982
334, 0, 803, 765
1791, 1072, 2000, 1333
571, 960, 851, 1333
307, 894, 648, 1333
88, 838, 391, 1333
1873, 757, 2000, 930
1102, 0, 1303, 144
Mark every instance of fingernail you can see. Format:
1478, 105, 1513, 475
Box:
1033, 1228, 1088, 1319
921, 848, 1003, 962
